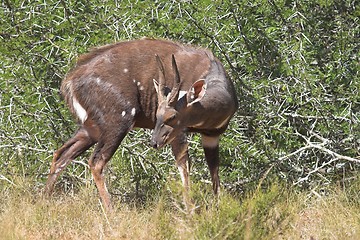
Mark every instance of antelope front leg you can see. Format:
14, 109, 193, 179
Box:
170, 134, 193, 212
201, 134, 220, 195
88, 130, 128, 212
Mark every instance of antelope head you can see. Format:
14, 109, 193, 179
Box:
151, 54, 207, 149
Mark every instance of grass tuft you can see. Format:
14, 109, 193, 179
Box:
0, 178, 359, 239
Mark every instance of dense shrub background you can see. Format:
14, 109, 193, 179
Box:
0, 0, 358, 199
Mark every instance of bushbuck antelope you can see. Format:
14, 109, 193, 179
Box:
45, 38, 238, 210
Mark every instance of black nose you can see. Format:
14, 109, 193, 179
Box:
150, 140, 158, 149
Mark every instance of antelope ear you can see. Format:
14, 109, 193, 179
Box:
187, 79, 206, 106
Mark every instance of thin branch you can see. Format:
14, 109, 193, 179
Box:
0, 175, 16, 186
183, 8, 251, 91
293, 157, 340, 185
60, 0, 72, 25
283, 112, 353, 122
309, 142, 360, 163
278, 145, 312, 161
289, 131, 359, 164
277, 131, 360, 185
122, 145, 163, 181
0, 144, 52, 153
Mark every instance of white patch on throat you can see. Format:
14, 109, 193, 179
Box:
72, 97, 88, 123
178, 90, 187, 100
215, 115, 232, 129
131, 108, 136, 116
190, 120, 205, 128
201, 135, 219, 148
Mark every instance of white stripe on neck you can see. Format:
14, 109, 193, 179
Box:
178, 90, 187, 100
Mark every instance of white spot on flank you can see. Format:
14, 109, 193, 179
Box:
92, 77, 112, 89
122, 111, 126, 117
133, 79, 136, 83
131, 108, 136, 116
137, 81, 141, 86
139, 86, 145, 91
72, 97, 88, 123
123, 68, 129, 73
104, 54, 111, 63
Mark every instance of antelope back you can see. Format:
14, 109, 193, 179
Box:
61, 39, 214, 130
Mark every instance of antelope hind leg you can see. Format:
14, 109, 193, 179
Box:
45, 128, 95, 195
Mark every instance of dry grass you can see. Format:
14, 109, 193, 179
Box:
0, 187, 165, 239
281, 185, 360, 240
0, 178, 359, 240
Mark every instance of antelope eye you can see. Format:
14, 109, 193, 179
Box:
164, 114, 176, 125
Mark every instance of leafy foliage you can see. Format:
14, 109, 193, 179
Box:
0, 0, 358, 199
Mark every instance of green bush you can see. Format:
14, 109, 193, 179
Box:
0, 0, 358, 198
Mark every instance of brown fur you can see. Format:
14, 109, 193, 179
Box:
45, 38, 238, 212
